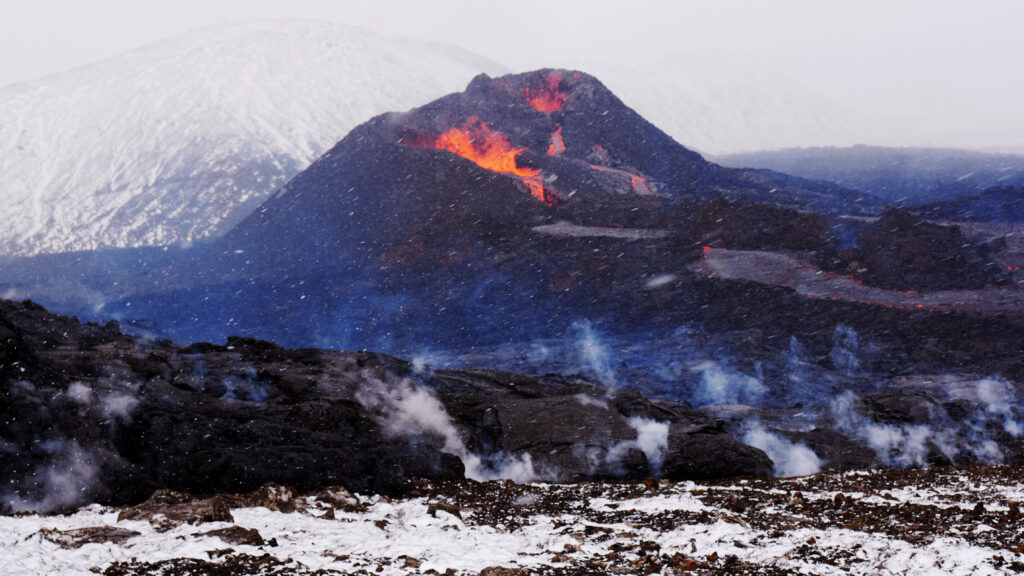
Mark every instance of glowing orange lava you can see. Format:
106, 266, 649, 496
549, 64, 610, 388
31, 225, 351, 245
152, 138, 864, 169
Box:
548, 125, 566, 157
630, 174, 652, 195
589, 164, 654, 195
427, 116, 550, 203
525, 73, 568, 113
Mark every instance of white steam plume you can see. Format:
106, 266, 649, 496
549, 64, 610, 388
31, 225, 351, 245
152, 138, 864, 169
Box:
830, 324, 861, 374
606, 417, 670, 476
66, 382, 93, 405
101, 392, 139, 422
830, 391, 1004, 467
976, 378, 1023, 437
691, 361, 766, 406
2, 441, 100, 513
831, 391, 935, 467
742, 421, 821, 477
571, 319, 618, 391
355, 377, 538, 483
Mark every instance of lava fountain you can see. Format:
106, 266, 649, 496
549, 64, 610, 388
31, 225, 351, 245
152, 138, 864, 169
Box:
407, 116, 554, 204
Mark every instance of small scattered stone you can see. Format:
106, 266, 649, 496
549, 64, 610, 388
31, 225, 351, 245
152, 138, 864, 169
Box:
37, 526, 140, 549
205, 548, 234, 559
479, 567, 529, 576
314, 486, 363, 512
251, 484, 299, 513
117, 491, 233, 532
427, 502, 463, 520
200, 526, 265, 546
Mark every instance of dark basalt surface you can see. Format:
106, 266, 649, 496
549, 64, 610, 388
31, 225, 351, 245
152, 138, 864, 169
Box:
0, 299, 770, 512
5, 298, 1023, 515
819, 207, 1005, 290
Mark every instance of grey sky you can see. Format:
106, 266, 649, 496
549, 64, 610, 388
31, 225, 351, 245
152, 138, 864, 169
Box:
3, 0, 1023, 150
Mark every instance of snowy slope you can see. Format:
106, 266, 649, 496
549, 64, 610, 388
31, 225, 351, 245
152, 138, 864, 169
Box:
4, 468, 1021, 575
0, 20, 505, 257
562, 56, 863, 155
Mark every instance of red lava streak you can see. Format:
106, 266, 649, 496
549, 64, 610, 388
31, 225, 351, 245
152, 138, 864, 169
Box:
548, 125, 566, 157
415, 116, 552, 203
630, 174, 652, 195
590, 164, 654, 195
525, 73, 568, 113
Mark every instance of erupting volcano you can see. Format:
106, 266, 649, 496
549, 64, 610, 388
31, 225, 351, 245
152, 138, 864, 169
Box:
8, 68, 1024, 511
162, 68, 903, 362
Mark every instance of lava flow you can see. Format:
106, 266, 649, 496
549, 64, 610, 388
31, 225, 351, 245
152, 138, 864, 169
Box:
524, 73, 569, 113
590, 164, 654, 195
417, 116, 552, 203
547, 125, 566, 157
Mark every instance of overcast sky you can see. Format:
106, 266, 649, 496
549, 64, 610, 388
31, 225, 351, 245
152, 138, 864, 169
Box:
3, 0, 1023, 150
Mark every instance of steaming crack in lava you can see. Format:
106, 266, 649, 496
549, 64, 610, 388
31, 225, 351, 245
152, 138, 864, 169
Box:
409, 116, 554, 204
524, 72, 568, 113
693, 248, 1024, 316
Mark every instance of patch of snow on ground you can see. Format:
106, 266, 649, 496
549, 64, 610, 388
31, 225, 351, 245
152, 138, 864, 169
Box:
4, 467, 1023, 575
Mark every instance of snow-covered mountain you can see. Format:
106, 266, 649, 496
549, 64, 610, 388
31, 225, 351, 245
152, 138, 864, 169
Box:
0, 20, 506, 257
562, 56, 862, 155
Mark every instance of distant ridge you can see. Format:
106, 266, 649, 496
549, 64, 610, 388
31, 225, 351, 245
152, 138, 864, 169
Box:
719, 145, 1024, 204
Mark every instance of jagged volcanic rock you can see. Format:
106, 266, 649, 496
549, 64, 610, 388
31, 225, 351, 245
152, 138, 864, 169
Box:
821, 207, 1005, 290
0, 299, 770, 512
689, 197, 826, 251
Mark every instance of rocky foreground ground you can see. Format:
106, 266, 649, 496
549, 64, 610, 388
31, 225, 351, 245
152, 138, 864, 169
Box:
4, 465, 1023, 576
